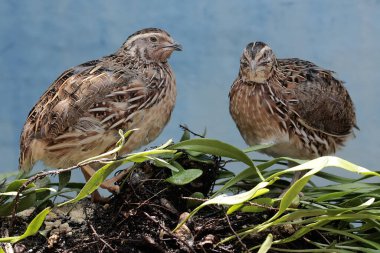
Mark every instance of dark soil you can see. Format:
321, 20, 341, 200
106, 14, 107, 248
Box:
1, 155, 328, 253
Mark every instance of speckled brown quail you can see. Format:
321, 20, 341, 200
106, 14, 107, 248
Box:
19, 28, 182, 201
229, 41, 357, 184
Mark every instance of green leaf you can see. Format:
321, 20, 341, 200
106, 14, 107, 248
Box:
174, 180, 273, 232
170, 139, 254, 167
186, 192, 205, 208
77, 128, 138, 165
5, 179, 34, 192
217, 155, 380, 248
227, 197, 275, 214
213, 166, 253, 197
213, 157, 304, 197
187, 153, 215, 164
166, 169, 203, 185
217, 170, 235, 180
243, 143, 274, 153
35, 176, 50, 188
186, 150, 204, 157
314, 182, 378, 194
170, 161, 185, 172
315, 190, 355, 202
170, 138, 264, 180
58, 171, 71, 190
205, 184, 270, 206
315, 171, 361, 184
58, 161, 122, 207
315, 226, 380, 249
180, 125, 191, 141
151, 157, 179, 172
0, 191, 19, 196
226, 203, 244, 214
276, 174, 311, 218
59, 140, 176, 207
266, 156, 380, 223
25, 187, 56, 194
0, 192, 36, 216
270, 220, 330, 246
257, 233, 273, 253
240, 198, 275, 213
265, 247, 355, 252
116, 128, 137, 147
0, 207, 51, 243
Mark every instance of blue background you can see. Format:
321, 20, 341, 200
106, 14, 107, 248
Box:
0, 1, 379, 178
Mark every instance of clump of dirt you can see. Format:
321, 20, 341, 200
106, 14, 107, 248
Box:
1, 154, 327, 252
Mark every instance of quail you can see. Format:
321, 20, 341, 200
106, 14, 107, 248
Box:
229, 41, 357, 186
19, 28, 182, 201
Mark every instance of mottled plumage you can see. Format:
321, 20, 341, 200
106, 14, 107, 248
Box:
19, 28, 181, 199
230, 41, 356, 163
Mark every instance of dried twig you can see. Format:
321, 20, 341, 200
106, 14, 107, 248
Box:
135, 187, 168, 210
179, 124, 205, 138
144, 212, 196, 253
116, 187, 169, 226
89, 223, 116, 252
181, 196, 208, 203
225, 214, 248, 252
247, 201, 279, 212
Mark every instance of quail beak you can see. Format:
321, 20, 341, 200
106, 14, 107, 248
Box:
250, 60, 257, 72
164, 42, 183, 51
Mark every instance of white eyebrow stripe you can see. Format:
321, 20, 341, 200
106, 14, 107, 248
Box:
255, 45, 271, 60
125, 32, 164, 45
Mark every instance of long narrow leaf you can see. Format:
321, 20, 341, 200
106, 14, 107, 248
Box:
213, 157, 305, 197
166, 169, 203, 185
267, 156, 380, 222
257, 233, 273, 253
243, 143, 274, 153
77, 129, 137, 165
174, 181, 272, 231
59, 142, 175, 207
316, 227, 380, 249
0, 207, 51, 243
169, 138, 264, 180
58, 161, 122, 207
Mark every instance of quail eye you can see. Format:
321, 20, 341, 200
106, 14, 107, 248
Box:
149, 36, 158, 42
260, 60, 271, 66
241, 61, 249, 68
